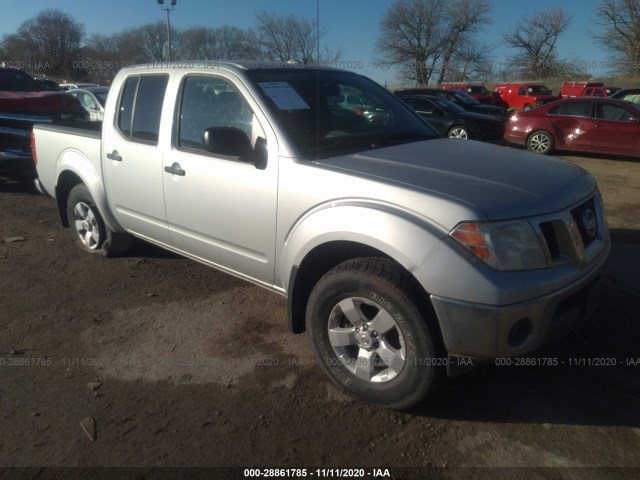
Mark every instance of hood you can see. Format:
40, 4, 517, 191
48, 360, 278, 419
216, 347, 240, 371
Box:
315, 139, 596, 221
0, 91, 85, 117
457, 110, 502, 124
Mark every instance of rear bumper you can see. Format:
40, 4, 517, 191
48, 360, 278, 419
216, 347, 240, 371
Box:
430, 243, 609, 360
0, 148, 32, 163
34, 177, 49, 196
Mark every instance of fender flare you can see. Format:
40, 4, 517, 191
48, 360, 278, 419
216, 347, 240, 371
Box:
279, 201, 447, 293
55, 149, 123, 233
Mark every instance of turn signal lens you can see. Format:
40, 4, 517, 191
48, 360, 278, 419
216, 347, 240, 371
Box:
449, 220, 546, 270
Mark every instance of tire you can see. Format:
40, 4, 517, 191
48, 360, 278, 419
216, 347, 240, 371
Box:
66, 184, 132, 256
526, 130, 555, 155
306, 257, 442, 410
447, 125, 469, 139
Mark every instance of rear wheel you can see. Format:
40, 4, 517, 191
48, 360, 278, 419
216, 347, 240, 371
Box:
306, 257, 441, 410
526, 130, 555, 155
67, 184, 132, 256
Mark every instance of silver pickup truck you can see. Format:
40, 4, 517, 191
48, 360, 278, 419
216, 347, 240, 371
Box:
32, 62, 610, 409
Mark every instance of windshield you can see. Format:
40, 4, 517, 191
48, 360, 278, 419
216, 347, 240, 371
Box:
247, 69, 438, 159
94, 93, 107, 107
434, 97, 465, 113
529, 85, 552, 95
452, 92, 478, 105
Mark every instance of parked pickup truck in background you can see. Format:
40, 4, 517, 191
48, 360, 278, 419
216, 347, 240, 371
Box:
33, 62, 610, 409
0, 64, 85, 181
559, 81, 621, 98
493, 83, 559, 111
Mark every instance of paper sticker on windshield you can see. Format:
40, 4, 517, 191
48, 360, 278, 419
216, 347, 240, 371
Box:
258, 82, 310, 110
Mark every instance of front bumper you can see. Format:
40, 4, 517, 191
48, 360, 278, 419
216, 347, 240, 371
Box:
430, 246, 608, 360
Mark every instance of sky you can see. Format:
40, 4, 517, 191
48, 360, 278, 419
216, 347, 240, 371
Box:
0, 0, 615, 86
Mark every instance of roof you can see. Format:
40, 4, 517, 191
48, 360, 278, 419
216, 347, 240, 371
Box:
120, 60, 344, 75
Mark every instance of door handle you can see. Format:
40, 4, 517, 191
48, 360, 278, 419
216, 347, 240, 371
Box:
106, 150, 122, 161
164, 163, 186, 176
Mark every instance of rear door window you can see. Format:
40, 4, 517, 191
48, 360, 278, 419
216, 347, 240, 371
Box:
595, 103, 635, 122
117, 75, 169, 144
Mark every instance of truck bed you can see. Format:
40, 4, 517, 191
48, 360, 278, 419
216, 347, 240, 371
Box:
33, 121, 103, 199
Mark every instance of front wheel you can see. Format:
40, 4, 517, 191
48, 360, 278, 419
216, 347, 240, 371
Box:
447, 125, 469, 139
526, 130, 555, 155
306, 258, 441, 409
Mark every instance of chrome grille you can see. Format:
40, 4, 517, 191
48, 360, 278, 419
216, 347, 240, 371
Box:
533, 194, 606, 268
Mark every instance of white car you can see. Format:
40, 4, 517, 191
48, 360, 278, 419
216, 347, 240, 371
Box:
67, 87, 109, 121
59, 82, 99, 91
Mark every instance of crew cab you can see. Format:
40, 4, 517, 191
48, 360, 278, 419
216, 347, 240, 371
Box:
0, 64, 85, 180
32, 62, 610, 409
559, 81, 619, 98
493, 83, 559, 111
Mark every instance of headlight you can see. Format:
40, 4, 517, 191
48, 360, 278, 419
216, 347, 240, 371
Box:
449, 220, 546, 270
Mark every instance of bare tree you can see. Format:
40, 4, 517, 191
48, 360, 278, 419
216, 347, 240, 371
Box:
436, 0, 491, 83
594, 0, 640, 74
136, 22, 172, 62
255, 11, 340, 64
502, 8, 571, 78
376, 0, 445, 84
178, 26, 254, 60
1, 9, 84, 79
376, 0, 490, 85
445, 39, 495, 81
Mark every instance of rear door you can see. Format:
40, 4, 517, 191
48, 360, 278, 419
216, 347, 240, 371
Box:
589, 101, 640, 156
102, 74, 171, 245
547, 100, 593, 151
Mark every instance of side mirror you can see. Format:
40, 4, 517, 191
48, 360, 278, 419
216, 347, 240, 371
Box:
202, 127, 267, 169
628, 116, 640, 123
203, 126, 253, 158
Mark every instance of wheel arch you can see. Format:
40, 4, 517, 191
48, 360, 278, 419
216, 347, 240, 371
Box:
54, 164, 121, 233
526, 128, 555, 154
282, 205, 446, 335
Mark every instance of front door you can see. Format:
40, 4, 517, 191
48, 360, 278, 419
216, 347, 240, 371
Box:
162, 74, 278, 285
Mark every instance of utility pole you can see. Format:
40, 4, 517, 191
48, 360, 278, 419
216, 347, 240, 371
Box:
157, 0, 177, 62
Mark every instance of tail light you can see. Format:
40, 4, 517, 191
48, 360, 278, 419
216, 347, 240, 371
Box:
31, 131, 37, 167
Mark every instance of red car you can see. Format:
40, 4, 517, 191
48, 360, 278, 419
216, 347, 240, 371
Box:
504, 97, 640, 157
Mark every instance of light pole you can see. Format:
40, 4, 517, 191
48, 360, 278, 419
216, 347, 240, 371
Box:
157, 0, 177, 62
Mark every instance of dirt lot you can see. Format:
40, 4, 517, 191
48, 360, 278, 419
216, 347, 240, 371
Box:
1, 152, 639, 479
